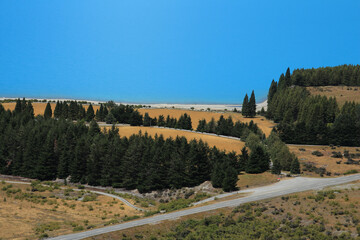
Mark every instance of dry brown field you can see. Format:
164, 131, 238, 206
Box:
0, 180, 140, 240
106, 126, 245, 153
307, 86, 360, 107
1, 102, 100, 117
138, 108, 275, 137
237, 172, 279, 189
288, 145, 360, 175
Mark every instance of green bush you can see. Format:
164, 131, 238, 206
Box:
344, 169, 359, 175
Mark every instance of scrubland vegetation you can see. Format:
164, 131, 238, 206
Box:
0, 180, 140, 239
89, 183, 360, 240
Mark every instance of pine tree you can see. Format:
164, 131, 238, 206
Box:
78, 105, 86, 120
25, 101, 34, 118
197, 119, 207, 132
143, 113, 151, 126
246, 145, 270, 173
54, 101, 62, 118
62, 103, 69, 119
242, 94, 249, 117
271, 158, 281, 174
86, 104, 95, 122
105, 112, 116, 124
239, 146, 249, 171
277, 73, 286, 90
284, 67, 291, 87
249, 90, 256, 117
290, 157, 300, 174
21, 98, 27, 112
268, 80, 277, 103
96, 104, 104, 121
44, 102, 52, 119
222, 161, 238, 192
14, 98, 22, 114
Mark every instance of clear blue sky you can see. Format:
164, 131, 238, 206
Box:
0, 1, 359, 104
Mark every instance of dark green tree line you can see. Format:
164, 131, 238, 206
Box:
0, 102, 242, 192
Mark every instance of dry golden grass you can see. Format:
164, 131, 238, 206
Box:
288, 145, 360, 175
307, 86, 360, 107
0, 181, 140, 240
138, 109, 275, 137
1, 102, 100, 117
236, 172, 279, 189
106, 126, 245, 153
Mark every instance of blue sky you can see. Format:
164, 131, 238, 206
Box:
0, 1, 359, 104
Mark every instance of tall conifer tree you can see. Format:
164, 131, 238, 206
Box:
86, 104, 95, 122
249, 90, 256, 117
242, 94, 249, 117
44, 102, 52, 119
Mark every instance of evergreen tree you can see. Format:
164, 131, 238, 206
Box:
54, 101, 62, 118
242, 94, 249, 117
62, 103, 69, 119
222, 161, 238, 192
78, 105, 86, 120
44, 102, 52, 119
268, 79, 277, 104
284, 67, 291, 87
14, 98, 22, 114
25, 101, 34, 118
277, 73, 286, 90
105, 112, 116, 124
158, 115, 165, 127
290, 157, 300, 174
197, 119, 207, 132
248, 90, 256, 117
271, 158, 281, 174
246, 145, 269, 174
143, 113, 151, 126
86, 104, 95, 122
96, 104, 104, 121
239, 147, 249, 171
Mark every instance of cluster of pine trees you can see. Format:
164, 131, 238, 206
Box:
291, 64, 360, 86
241, 132, 300, 175
267, 66, 360, 146
50, 100, 194, 130
196, 116, 264, 139
0, 101, 241, 192
143, 113, 193, 130
53, 101, 94, 121
242, 90, 257, 117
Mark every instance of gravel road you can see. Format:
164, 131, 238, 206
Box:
48, 174, 360, 240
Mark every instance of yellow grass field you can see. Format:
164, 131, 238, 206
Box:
138, 109, 275, 137
237, 172, 279, 189
0, 180, 140, 240
307, 86, 360, 107
107, 126, 245, 153
1, 102, 100, 117
288, 145, 360, 175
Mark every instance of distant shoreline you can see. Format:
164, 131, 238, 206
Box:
0, 97, 267, 111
